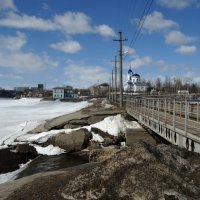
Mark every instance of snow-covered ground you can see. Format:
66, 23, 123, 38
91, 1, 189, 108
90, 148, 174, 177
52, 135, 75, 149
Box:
0, 98, 89, 147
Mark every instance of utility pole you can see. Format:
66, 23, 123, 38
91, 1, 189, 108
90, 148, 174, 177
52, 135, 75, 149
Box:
114, 31, 127, 107
111, 69, 114, 102
111, 56, 118, 103
114, 56, 117, 103
108, 77, 111, 100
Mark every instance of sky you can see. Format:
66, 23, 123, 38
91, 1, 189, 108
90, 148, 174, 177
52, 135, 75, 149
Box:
0, 0, 199, 89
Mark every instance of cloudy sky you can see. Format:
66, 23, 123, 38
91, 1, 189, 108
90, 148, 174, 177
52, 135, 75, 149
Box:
0, 0, 199, 89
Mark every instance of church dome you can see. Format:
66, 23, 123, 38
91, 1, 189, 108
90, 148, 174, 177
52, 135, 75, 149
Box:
132, 73, 140, 77
128, 68, 133, 75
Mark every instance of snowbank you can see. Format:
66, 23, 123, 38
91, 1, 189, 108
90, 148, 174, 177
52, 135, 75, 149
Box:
89, 114, 141, 137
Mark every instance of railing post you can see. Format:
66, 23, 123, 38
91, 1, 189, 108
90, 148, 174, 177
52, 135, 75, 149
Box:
148, 98, 150, 118
180, 101, 182, 117
152, 99, 154, 119
165, 99, 167, 124
173, 99, 176, 129
158, 99, 160, 122
185, 100, 187, 136
197, 101, 199, 122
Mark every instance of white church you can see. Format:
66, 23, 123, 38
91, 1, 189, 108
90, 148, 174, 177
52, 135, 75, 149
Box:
124, 68, 148, 93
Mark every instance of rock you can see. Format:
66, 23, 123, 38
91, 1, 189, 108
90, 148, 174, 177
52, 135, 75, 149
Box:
87, 115, 106, 125
88, 141, 101, 150
64, 124, 81, 129
16, 144, 37, 156
45, 136, 56, 146
90, 127, 114, 139
61, 142, 200, 200
0, 148, 22, 173
54, 129, 92, 152
69, 118, 89, 126
102, 137, 115, 147
64, 118, 89, 129
29, 123, 48, 134
90, 127, 124, 146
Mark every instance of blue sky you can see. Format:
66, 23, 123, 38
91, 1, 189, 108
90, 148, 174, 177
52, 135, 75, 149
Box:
0, 0, 199, 89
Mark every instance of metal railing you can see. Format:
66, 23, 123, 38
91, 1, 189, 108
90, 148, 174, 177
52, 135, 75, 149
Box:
125, 96, 200, 137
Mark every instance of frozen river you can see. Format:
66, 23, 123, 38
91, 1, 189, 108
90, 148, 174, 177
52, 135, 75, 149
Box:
0, 98, 89, 146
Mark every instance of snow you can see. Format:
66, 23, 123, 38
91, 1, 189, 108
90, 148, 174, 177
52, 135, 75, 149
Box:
89, 114, 141, 137
16, 114, 140, 150
101, 99, 113, 109
0, 98, 89, 146
17, 128, 74, 144
0, 160, 32, 184
31, 144, 65, 155
91, 132, 104, 143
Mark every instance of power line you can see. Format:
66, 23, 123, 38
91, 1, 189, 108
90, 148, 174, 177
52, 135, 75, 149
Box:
130, 0, 154, 48
124, 0, 154, 61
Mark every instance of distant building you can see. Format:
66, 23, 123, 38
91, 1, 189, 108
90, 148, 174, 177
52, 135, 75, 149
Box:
38, 84, 44, 91
14, 87, 29, 92
90, 83, 109, 96
52, 86, 78, 99
178, 90, 189, 94
124, 69, 148, 93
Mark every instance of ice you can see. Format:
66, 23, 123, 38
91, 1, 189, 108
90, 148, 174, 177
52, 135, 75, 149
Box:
0, 160, 32, 184
0, 98, 89, 146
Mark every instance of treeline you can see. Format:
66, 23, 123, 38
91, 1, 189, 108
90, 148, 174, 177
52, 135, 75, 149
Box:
144, 77, 200, 94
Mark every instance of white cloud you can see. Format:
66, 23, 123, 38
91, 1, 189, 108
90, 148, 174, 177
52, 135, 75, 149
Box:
123, 46, 137, 58
0, 11, 115, 37
64, 63, 109, 88
130, 56, 153, 69
54, 12, 93, 34
0, 0, 16, 10
165, 30, 196, 45
95, 24, 116, 37
175, 45, 197, 55
0, 33, 59, 71
124, 46, 178, 72
0, 32, 26, 51
0, 12, 56, 31
157, 0, 198, 10
135, 11, 177, 33
0, 73, 23, 80
50, 40, 82, 54
0, 51, 44, 71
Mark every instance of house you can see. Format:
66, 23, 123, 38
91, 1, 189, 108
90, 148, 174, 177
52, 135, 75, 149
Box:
89, 83, 109, 97
52, 86, 78, 99
124, 69, 148, 93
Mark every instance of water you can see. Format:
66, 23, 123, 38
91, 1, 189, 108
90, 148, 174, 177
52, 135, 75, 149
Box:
16, 153, 89, 179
